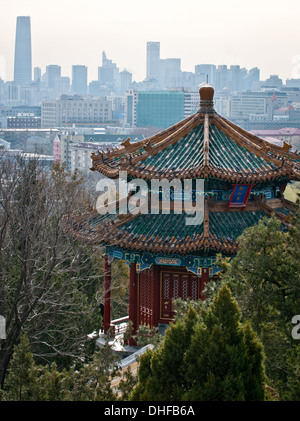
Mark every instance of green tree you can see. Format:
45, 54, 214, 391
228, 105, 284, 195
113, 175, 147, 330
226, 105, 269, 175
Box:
130, 306, 198, 400
133, 325, 163, 348
37, 362, 72, 401
219, 214, 300, 328
66, 344, 119, 401
184, 285, 265, 401
1, 334, 73, 401
3, 334, 40, 401
283, 346, 300, 400
1, 335, 131, 401
116, 367, 138, 401
217, 212, 300, 399
131, 286, 265, 401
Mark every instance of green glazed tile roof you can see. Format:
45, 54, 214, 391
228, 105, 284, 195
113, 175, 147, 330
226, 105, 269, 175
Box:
209, 124, 275, 172
209, 210, 267, 242
119, 212, 204, 239
140, 124, 204, 171
72, 207, 275, 255
139, 123, 276, 174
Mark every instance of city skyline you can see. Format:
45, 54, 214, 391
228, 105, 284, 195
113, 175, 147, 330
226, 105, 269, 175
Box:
0, 0, 300, 84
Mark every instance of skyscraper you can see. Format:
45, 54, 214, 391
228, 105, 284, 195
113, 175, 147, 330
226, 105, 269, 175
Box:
14, 16, 32, 85
195, 64, 216, 86
160, 58, 181, 88
34, 67, 41, 82
119, 68, 132, 93
45, 65, 61, 89
72, 65, 88, 95
146, 42, 160, 81
98, 52, 119, 87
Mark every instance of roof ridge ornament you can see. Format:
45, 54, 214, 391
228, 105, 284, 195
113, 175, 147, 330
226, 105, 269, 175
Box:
121, 137, 131, 148
199, 83, 215, 113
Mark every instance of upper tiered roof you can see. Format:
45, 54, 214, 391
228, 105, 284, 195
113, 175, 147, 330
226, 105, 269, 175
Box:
90, 84, 300, 183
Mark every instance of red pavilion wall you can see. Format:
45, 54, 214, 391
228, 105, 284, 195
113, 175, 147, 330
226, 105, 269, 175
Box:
136, 265, 210, 328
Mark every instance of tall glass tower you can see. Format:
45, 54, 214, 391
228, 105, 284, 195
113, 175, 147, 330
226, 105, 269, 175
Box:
14, 16, 32, 85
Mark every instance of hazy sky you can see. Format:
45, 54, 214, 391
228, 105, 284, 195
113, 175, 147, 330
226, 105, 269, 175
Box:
1, 0, 300, 83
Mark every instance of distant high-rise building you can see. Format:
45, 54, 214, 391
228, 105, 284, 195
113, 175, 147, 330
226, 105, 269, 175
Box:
216, 65, 229, 91
126, 90, 184, 129
160, 58, 181, 88
119, 68, 132, 93
229, 91, 288, 120
41, 96, 112, 128
14, 16, 32, 85
229, 65, 242, 92
183, 91, 200, 118
286, 78, 300, 89
33, 67, 41, 82
45, 65, 61, 89
98, 51, 119, 88
264, 74, 283, 90
146, 42, 160, 81
195, 64, 216, 86
243, 67, 260, 91
72, 65, 88, 95
88, 81, 102, 96
54, 76, 71, 94
98, 65, 114, 86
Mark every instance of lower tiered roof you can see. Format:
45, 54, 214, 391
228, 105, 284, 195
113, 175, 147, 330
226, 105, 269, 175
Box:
68, 197, 295, 256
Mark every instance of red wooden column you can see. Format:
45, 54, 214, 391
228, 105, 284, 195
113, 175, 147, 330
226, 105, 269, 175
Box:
103, 255, 112, 334
129, 263, 138, 345
152, 266, 159, 328
200, 267, 210, 299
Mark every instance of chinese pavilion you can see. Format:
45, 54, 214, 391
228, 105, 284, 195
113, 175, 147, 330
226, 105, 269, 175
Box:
70, 84, 300, 345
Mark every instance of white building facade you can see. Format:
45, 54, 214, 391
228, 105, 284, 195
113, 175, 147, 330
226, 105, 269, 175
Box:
41, 96, 113, 128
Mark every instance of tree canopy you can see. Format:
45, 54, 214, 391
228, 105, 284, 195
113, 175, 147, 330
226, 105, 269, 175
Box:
213, 211, 300, 400
130, 285, 265, 401
0, 156, 103, 386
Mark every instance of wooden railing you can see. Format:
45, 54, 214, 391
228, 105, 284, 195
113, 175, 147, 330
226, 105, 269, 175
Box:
110, 316, 129, 336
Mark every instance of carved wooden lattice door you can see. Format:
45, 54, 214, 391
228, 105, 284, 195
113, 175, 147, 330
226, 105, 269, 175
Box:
161, 271, 199, 320
139, 269, 153, 327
